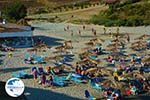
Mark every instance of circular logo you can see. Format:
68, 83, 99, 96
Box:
5, 78, 25, 97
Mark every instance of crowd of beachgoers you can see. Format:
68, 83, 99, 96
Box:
0, 22, 150, 100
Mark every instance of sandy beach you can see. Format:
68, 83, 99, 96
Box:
0, 21, 150, 100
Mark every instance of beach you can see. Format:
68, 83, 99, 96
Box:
0, 21, 150, 100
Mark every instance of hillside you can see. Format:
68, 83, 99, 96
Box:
0, 0, 102, 15
90, 0, 150, 26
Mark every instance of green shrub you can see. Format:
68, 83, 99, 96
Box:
90, 1, 150, 26
3, 1, 27, 21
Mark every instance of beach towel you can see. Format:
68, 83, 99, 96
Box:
71, 77, 84, 83
53, 77, 66, 86
89, 56, 98, 61
89, 80, 103, 91
12, 70, 28, 78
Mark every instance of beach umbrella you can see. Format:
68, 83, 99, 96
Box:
81, 47, 93, 52
85, 68, 98, 73
107, 42, 122, 48
90, 38, 105, 43
111, 39, 120, 43
77, 59, 90, 64
89, 59, 101, 65
122, 72, 145, 79
131, 41, 147, 46
142, 57, 150, 63
55, 45, 65, 50
106, 47, 118, 52
85, 41, 95, 46
102, 79, 119, 88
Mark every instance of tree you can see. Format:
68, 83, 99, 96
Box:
3, 1, 27, 21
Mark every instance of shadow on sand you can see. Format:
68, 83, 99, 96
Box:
1, 67, 30, 74
1, 35, 63, 49
0, 81, 81, 100
33, 35, 63, 46
24, 87, 82, 100
123, 95, 150, 100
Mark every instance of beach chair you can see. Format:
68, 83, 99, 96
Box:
53, 77, 66, 86
12, 70, 29, 79
89, 80, 103, 91
33, 56, 45, 64
89, 56, 98, 61
63, 56, 73, 62
71, 77, 84, 84
25, 53, 30, 60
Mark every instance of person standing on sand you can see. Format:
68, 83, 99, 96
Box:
109, 28, 112, 38
117, 27, 119, 35
91, 28, 96, 36
78, 30, 81, 36
127, 33, 130, 43
103, 27, 106, 34
71, 30, 73, 36
67, 25, 69, 30
64, 27, 66, 31
92, 28, 94, 33
83, 25, 85, 30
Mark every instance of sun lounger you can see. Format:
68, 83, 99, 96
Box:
89, 80, 103, 91
71, 73, 82, 78
53, 76, 67, 86
12, 70, 29, 79
89, 56, 98, 61
70, 77, 85, 83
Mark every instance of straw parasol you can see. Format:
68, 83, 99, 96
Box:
131, 41, 147, 46
135, 34, 150, 40
106, 47, 118, 52
122, 72, 146, 79
85, 41, 95, 46
89, 59, 101, 65
85, 68, 97, 74
90, 38, 105, 43
142, 57, 150, 64
55, 45, 65, 50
